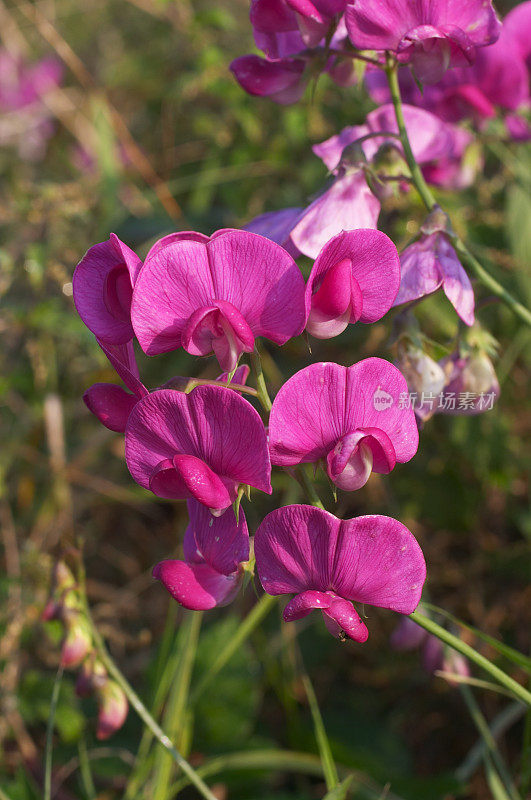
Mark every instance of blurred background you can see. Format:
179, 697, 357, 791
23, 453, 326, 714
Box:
0, 0, 530, 797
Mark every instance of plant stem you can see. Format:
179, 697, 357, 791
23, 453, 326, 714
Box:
87, 615, 218, 800
410, 611, 531, 707
301, 671, 339, 791
295, 465, 325, 510
190, 593, 278, 705
251, 349, 273, 412
459, 686, 521, 800
44, 664, 63, 800
385, 56, 531, 328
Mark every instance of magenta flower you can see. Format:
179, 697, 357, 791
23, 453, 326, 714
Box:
84, 340, 148, 433
153, 501, 249, 610
250, 0, 346, 57
246, 104, 454, 258
393, 232, 475, 326
73, 234, 142, 345
125, 386, 271, 514
305, 229, 400, 338
345, 0, 501, 84
230, 55, 306, 104
503, 1, 531, 72
255, 505, 426, 641
131, 229, 306, 371
269, 358, 418, 491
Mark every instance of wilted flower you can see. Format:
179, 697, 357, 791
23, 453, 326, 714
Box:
131, 229, 306, 372
268, 358, 418, 491
438, 348, 499, 415
154, 501, 249, 610
73, 234, 142, 345
125, 386, 271, 514
255, 504, 426, 641
345, 0, 501, 84
392, 211, 475, 326
305, 229, 400, 338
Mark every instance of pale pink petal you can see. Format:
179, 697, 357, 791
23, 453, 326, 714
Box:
437, 236, 475, 326
290, 172, 381, 259
393, 237, 443, 307
244, 207, 303, 258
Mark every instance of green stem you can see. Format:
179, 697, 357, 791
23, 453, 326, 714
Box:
460, 686, 521, 800
190, 593, 279, 705
44, 664, 63, 800
87, 616, 218, 800
410, 611, 531, 707
251, 349, 272, 412
301, 671, 339, 791
385, 56, 531, 328
295, 465, 325, 510
78, 737, 97, 800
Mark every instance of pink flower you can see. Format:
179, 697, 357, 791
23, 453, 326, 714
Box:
305, 229, 400, 338
230, 54, 306, 104
125, 386, 271, 514
393, 231, 475, 326
153, 501, 249, 610
60, 613, 92, 669
250, 0, 347, 57
345, 0, 501, 84
255, 504, 426, 641
268, 358, 418, 491
84, 340, 148, 433
503, 1, 531, 72
73, 234, 142, 345
131, 229, 306, 372
246, 104, 454, 258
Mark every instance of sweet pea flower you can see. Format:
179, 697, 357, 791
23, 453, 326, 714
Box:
246, 104, 454, 258
345, 0, 501, 85
84, 340, 148, 433
305, 229, 400, 338
73, 234, 142, 345
250, 0, 347, 57
153, 501, 249, 610
269, 358, 418, 491
391, 617, 470, 683
125, 385, 271, 514
395, 341, 446, 422
131, 229, 306, 372
230, 55, 307, 104
503, 1, 531, 73
255, 505, 426, 641
393, 229, 475, 326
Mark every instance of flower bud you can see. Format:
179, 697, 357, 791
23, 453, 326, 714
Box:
396, 341, 446, 421
96, 679, 128, 740
60, 612, 92, 669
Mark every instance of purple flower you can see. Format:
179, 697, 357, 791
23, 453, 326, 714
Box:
153, 501, 249, 610
83, 340, 148, 433
250, 0, 347, 57
393, 231, 475, 326
246, 104, 454, 258
125, 385, 271, 514
391, 617, 470, 682
345, 0, 501, 84
230, 55, 307, 104
255, 505, 426, 641
73, 234, 142, 345
268, 358, 418, 491
131, 229, 306, 372
305, 229, 400, 338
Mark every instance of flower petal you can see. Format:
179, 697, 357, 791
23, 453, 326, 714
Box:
83, 383, 138, 433
185, 500, 249, 575
153, 560, 242, 610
